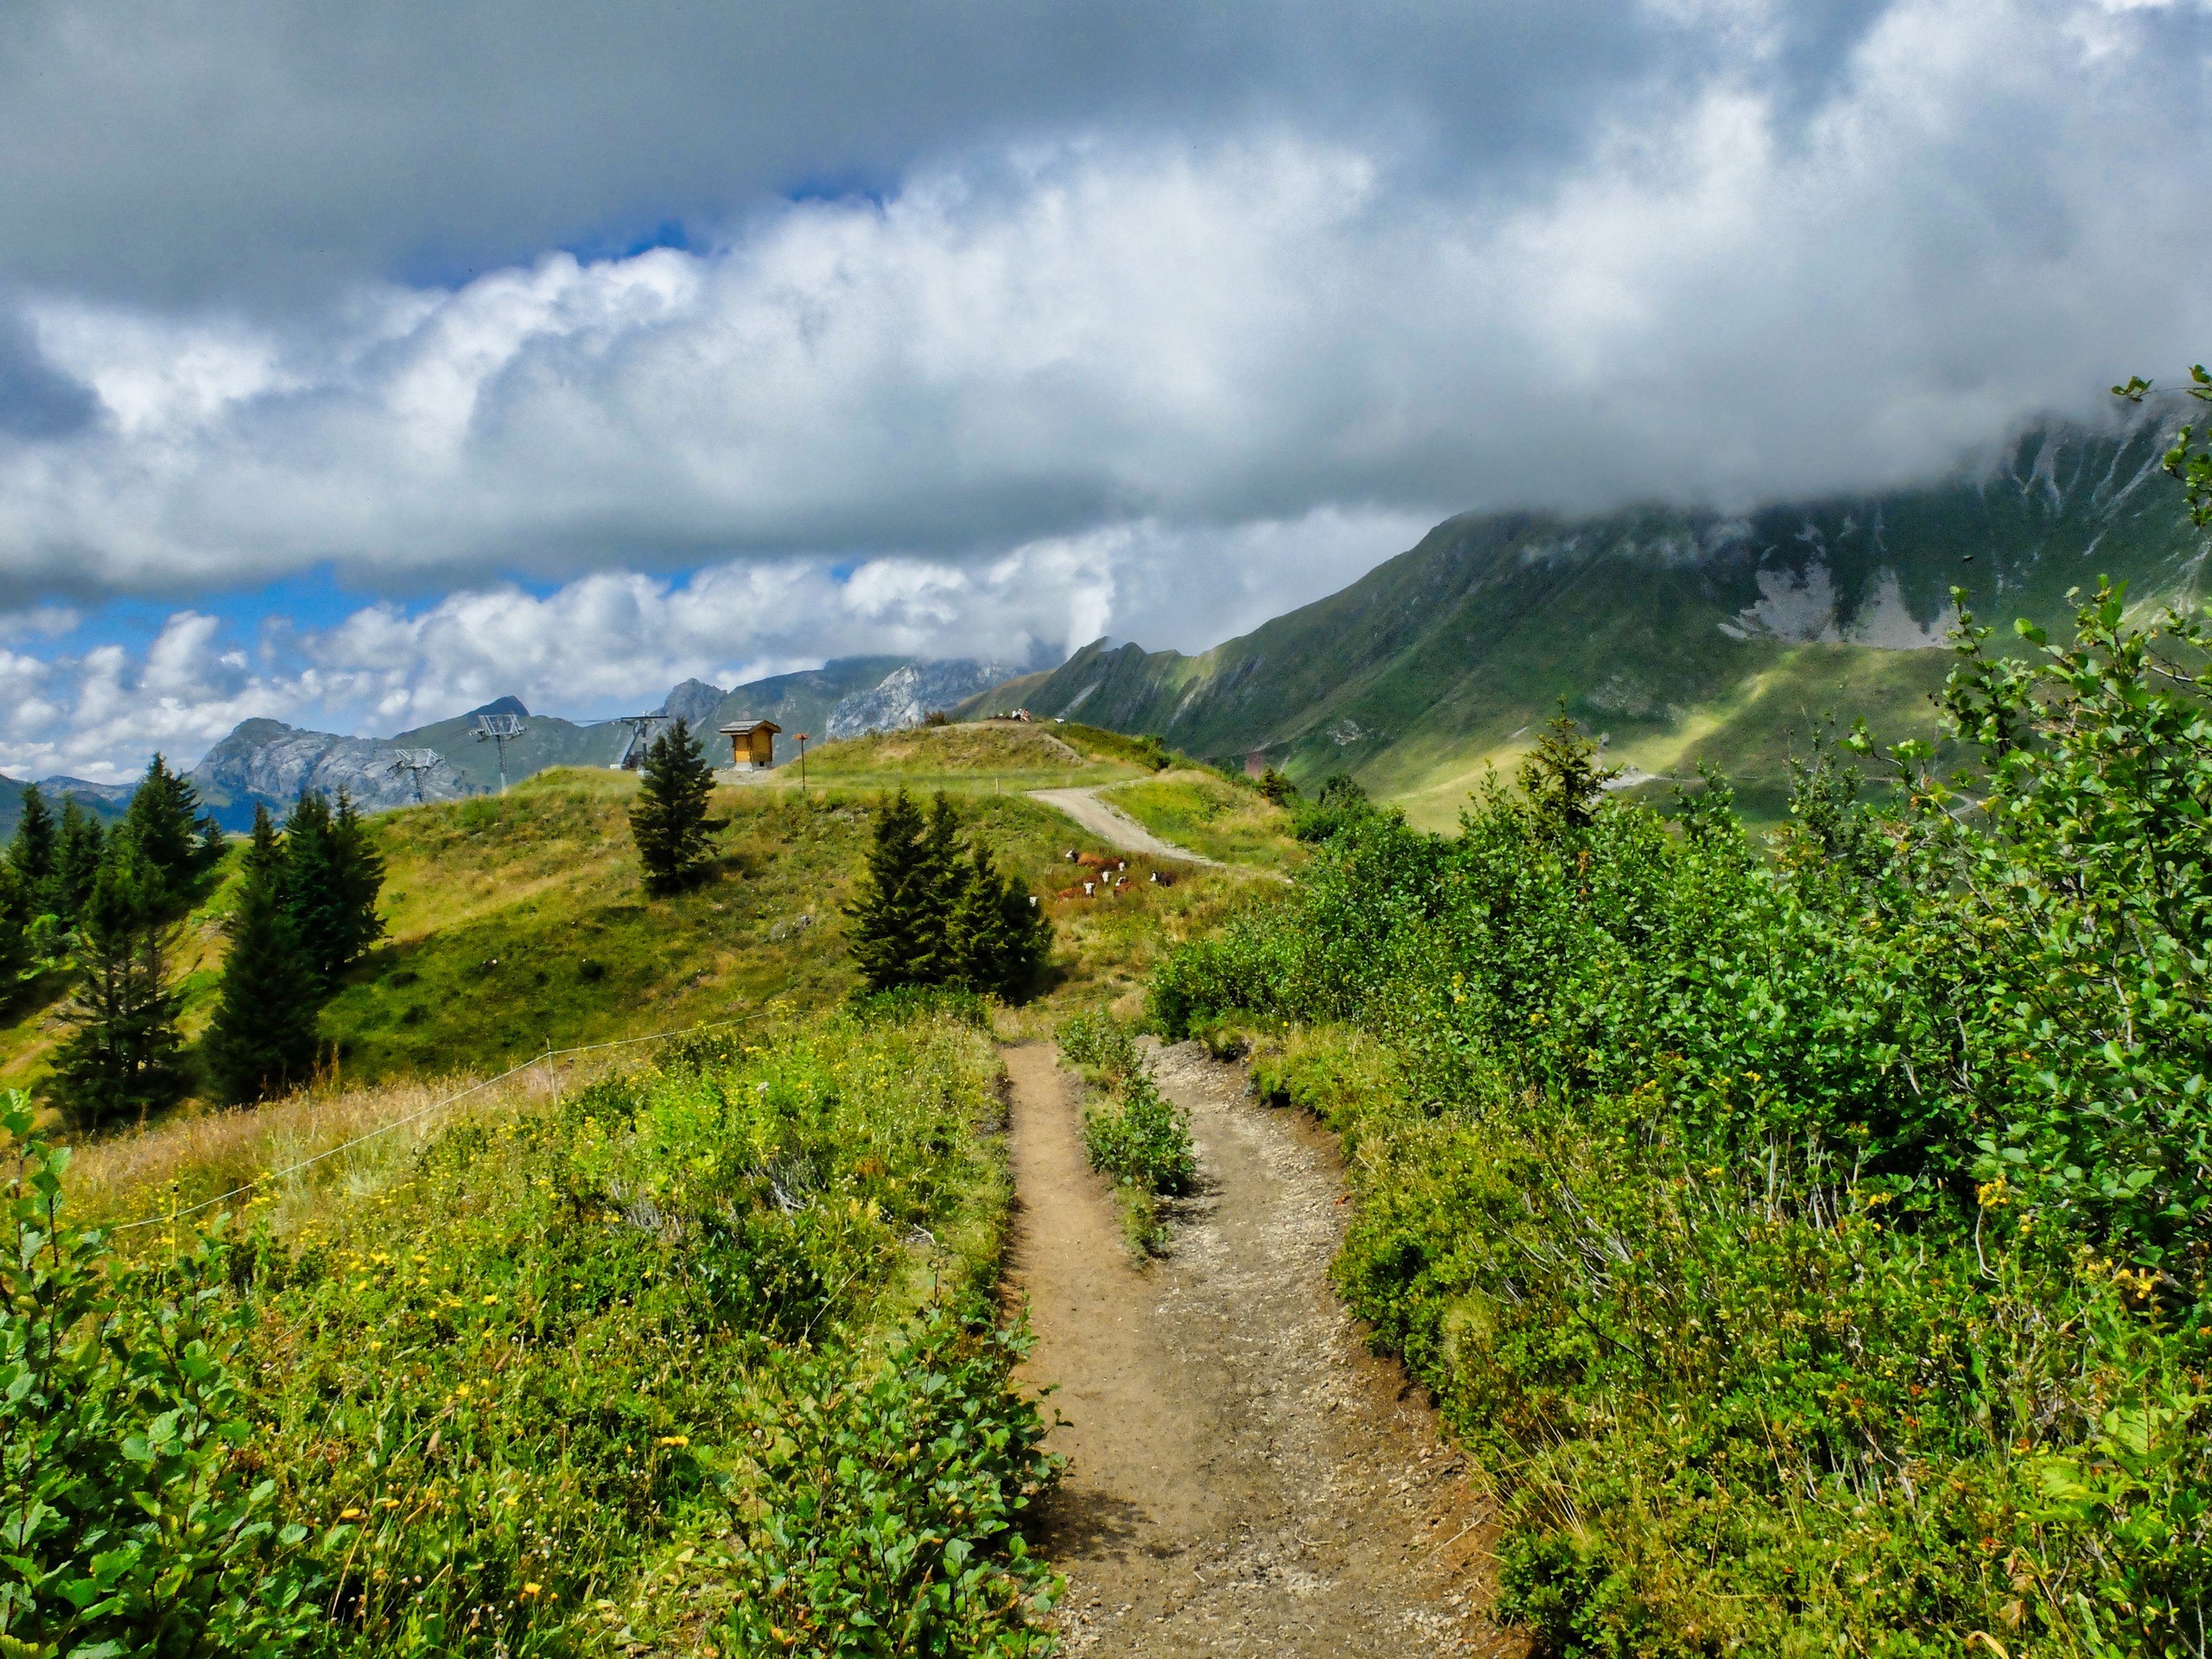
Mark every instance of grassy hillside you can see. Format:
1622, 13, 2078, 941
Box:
997, 417, 2208, 822
0, 728, 1288, 1103
1100, 770, 1306, 870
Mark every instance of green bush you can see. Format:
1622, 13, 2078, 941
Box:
1054, 1006, 1141, 1084
1081, 1072, 1198, 1200
1152, 580, 2212, 1653
0, 1093, 318, 1657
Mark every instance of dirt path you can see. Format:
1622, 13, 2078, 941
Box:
1002, 1043, 1501, 1656
1025, 786, 1226, 868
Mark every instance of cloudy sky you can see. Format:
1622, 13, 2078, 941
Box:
2, 0, 2209, 779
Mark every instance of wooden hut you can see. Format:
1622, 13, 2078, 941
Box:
719, 718, 781, 770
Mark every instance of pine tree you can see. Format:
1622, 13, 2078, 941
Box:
45, 831, 187, 1130
285, 788, 386, 987
0, 861, 30, 994
124, 753, 222, 896
846, 788, 949, 991
51, 799, 105, 931
1517, 701, 1620, 836
944, 841, 1052, 997
8, 784, 57, 910
202, 804, 320, 1104
628, 718, 721, 894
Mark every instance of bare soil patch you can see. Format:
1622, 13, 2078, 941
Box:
1002, 1042, 1505, 1656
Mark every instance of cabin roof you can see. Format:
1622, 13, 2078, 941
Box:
718, 719, 781, 735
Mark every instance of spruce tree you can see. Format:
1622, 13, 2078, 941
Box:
945, 842, 1052, 997
628, 718, 721, 894
8, 784, 57, 910
1517, 701, 1620, 836
846, 788, 938, 991
51, 799, 105, 931
46, 831, 187, 1130
285, 788, 386, 986
0, 861, 30, 993
202, 803, 320, 1103
124, 753, 222, 895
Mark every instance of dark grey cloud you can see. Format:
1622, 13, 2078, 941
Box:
0, 311, 94, 438
0, 0, 1894, 306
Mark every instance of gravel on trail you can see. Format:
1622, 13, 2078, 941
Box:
1001, 1041, 1507, 1657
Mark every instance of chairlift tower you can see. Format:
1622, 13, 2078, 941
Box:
474, 712, 526, 795
614, 713, 669, 770
387, 748, 442, 804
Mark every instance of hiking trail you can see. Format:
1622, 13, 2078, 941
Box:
1002, 1041, 1503, 1656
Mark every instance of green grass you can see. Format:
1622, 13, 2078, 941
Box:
760, 721, 1142, 796
1099, 769, 1305, 869
19, 1004, 1065, 1658
3, 758, 1281, 1107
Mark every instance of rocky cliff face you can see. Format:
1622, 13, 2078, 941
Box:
824, 661, 1023, 738
656, 679, 729, 731
191, 719, 467, 827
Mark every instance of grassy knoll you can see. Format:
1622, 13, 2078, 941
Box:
764, 721, 1141, 795
1098, 769, 1305, 870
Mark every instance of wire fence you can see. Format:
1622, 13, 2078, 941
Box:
110, 1002, 781, 1235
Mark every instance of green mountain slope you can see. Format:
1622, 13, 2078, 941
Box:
985, 419, 2209, 826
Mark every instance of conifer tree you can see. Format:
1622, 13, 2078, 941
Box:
628, 718, 721, 894
944, 842, 1052, 997
51, 799, 105, 931
8, 784, 57, 909
285, 788, 386, 986
45, 831, 187, 1130
124, 753, 222, 895
202, 803, 319, 1104
0, 861, 29, 993
1517, 700, 1620, 836
847, 788, 942, 991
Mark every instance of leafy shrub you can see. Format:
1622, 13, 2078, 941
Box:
0, 1093, 318, 1657
1055, 1006, 1141, 1084
1082, 1072, 1198, 1199
29, 1012, 1062, 1656
1289, 773, 1379, 843
1151, 580, 2212, 1653
726, 1308, 1061, 1656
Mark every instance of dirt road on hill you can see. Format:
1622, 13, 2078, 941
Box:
1001, 1042, 1502, 1656
1026, 787, 1225, 868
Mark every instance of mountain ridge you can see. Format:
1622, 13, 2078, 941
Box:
963, 416, 2209, 824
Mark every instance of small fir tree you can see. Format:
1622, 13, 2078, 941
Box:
123, 753, 220, 893
201, 804, 320, 1104
847, 789, 948, 991
51, 799, 105, 931
285, 788, 386, 986
45, 831, 187, 1130
628, 718, 721, 893
8, 783, 58, 907
945, 842, 1052, 997
0, 861, 30, 992
1517, 701, 1620, 835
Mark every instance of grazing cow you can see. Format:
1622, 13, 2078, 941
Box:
1076, 851, 1112, 871
1150, 871, 1175, 887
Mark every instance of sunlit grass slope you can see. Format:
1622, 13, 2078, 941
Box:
1099, 769, 1306, 870
0, 729, 1287, 1103
761, 719, 1145, 794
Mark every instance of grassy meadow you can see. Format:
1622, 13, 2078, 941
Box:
1098, 769, 1306, 870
